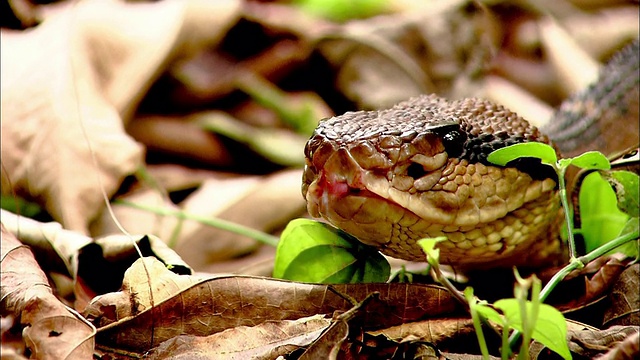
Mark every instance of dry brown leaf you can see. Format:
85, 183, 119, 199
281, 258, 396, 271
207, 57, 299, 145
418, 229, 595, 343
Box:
603, 264, 640, 327
126, 115, 235, 167
301, 291, 377, 359
1, 224, 95, 358
543, 324, 640, 359
553, 254, 629, 312
168, 38, 314, 106
538, 17, 601, 97
76, 234, 192, 300
595, 330, 639, 360
562, 6, 640, 60
85, 258, 461, 354
299, 320, 348, 360
82, 257, 202, 329
1, 210, 191, 311
0, 0, 241, 233
1, 209, 92, 276
366, 317, 475, 344
148, 314, 331, 360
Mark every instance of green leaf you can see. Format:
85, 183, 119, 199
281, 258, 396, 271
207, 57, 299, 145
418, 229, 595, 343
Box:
0, 195, 44, 218
274, 219, 390, 283
567, 151, 611, 170
294, 0, 388, 21
494, 299, 571, 360
579, 172, 632, 255
487, 143, 558, 166
197, 111, 307, 167
601, 170, 639, 217
417, 237, 446, 266
613, 217, 640, 258
474, 302, 505, 325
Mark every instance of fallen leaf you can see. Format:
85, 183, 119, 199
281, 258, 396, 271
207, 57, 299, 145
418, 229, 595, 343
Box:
539, 17, 601, 97
85, 258, 462, 354
317, 0, 495, 109
299, 319, 349, 360
540, 324, 640, 360
595, 329, 639, 360
148, 314, 331, 360
1, 224, 96, 358
0, 0, 241, 233
366, 317, 475, 344
552, 254, 629, 312
603, 264, 640, 327
2, 210, 193, 316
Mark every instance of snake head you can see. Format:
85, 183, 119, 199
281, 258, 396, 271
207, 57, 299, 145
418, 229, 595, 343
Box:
302, 94, 564, 270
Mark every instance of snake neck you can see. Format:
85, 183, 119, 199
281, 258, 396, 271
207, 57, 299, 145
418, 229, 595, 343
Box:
543, 39, 640, 159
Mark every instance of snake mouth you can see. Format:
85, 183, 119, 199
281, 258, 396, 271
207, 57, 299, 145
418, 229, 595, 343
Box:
304, 147, 382, 219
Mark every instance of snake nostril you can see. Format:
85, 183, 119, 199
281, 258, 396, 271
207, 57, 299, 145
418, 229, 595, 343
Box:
407, 162, 427, 179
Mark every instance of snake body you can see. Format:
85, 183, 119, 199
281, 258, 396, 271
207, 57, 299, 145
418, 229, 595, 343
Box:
302, 40, 639, 270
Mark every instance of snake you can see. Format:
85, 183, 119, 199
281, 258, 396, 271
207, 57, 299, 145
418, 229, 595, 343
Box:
302, 39, 639, 270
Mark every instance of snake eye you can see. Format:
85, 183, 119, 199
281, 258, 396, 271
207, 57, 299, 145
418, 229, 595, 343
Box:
441, 128, 467, 158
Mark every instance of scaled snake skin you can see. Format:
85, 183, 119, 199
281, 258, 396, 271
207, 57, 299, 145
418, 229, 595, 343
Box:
302, 40, 639, 270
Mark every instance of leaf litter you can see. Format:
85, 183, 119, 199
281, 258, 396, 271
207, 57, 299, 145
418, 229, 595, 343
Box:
1, 0, 639, 358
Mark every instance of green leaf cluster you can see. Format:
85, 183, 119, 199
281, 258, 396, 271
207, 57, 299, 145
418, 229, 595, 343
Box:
488, 142, 638, 259
579, 171, 638, 257
469, 291, 571, 360
273, 219, 390, 283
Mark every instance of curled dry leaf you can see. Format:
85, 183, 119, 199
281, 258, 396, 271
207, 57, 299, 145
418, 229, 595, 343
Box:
1, 210, 191, 311
1, 209, 92, 276
540, 323, 640, 360
366, 317, 475, 345
552, 253, 629, 312
317, 0, 495, 109
603, 264, 640, 328
75, 234, 192, 309
148, 314, 331, 360
0, 224, 95, 358
0, 0, 241, 233
595, 330, 639, 360
85, 258, 462, 354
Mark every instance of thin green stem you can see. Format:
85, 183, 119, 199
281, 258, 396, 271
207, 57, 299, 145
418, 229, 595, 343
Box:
115, 200, 280, 247
557, 166, 578, 261
508, 228, 639, 349
470, 304, 491, 360
514, 276, 531, 360
542, 228, 638, 302
501, 326, 511, 360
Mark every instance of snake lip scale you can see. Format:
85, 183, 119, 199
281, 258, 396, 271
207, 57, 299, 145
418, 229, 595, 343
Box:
302, 40, 639, 271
